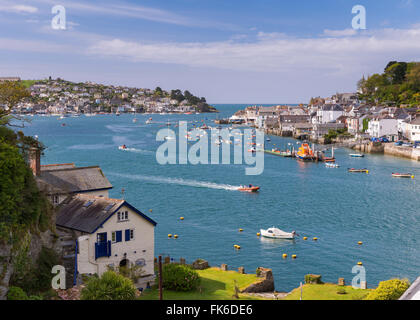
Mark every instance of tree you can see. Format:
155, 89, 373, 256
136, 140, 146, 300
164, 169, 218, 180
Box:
81, 271, 137, 300
0, 81, 30, 125
384, 62, 407, 84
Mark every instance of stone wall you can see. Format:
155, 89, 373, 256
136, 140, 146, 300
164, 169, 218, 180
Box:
240, 267, 275, 293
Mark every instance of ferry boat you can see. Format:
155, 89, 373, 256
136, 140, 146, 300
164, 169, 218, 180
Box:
260, 227, 296, 239
296, 143, 316, 161
392, 173, 414, 179
348, 168, 369, 173
238, 185, 260, 192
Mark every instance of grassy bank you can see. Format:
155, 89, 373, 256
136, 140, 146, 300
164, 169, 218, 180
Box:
139, 268, 266, 300
283, 283, 372, 300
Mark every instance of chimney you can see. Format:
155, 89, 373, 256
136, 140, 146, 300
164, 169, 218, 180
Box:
28, 147, 41, 176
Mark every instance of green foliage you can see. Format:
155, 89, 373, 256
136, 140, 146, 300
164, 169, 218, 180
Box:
358, 61, 420, 106
0, 81, 30, 120
365, 278, 410, 300
7, 286, 28, 300
304, 274, 323, 284
117, 264, 145, 283
159, 263, 201, 292
81, 270, 137, 300
11, 246, 61, 295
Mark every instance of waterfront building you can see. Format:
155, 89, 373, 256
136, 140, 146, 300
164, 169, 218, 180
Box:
56, 194, 156, 278
407, 117, 420, 142
28, 148, 112, 205
367, 116, 399, 141
316, 104, 344, 124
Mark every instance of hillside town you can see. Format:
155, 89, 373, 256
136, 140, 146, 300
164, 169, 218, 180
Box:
230, 93, 420, 146
0, 77, 217, 115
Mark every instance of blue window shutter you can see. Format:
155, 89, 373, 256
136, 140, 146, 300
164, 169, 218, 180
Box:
116, 231, 122, 243
125, 229, 130, 241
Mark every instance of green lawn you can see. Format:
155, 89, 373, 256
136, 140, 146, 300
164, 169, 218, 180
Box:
21, 80, 39, 88
139, 268, 266, 300
283, 283, 372, 300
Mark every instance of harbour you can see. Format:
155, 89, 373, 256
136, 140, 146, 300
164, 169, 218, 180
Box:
20, 104, 420, 292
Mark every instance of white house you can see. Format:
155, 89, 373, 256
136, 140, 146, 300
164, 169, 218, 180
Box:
316, 104, 344, 124
367, 117, 398, 140
407, 117, 420, 142
56, 194, 157, 278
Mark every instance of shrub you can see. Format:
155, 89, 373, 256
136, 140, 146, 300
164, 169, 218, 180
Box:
81, 270, 137, 300
7, 286, 28, 300
304, 274, 323, 284
365, 278, 410, 300
336, 288, 347, 295
159, 264, 201, 292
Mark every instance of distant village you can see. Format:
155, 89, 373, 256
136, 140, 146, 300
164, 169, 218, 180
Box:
1, 77, 217, 115
230, 93, 420, 145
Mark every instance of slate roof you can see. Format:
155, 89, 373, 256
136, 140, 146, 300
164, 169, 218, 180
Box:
56, 195, 157, 233
37, 165, 113, 195
399, 276, 420, 300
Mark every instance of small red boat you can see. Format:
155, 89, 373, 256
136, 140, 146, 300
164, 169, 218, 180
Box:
238, 185, 260, 192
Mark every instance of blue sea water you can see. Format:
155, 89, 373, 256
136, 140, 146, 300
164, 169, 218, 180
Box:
20, 104, 420, 291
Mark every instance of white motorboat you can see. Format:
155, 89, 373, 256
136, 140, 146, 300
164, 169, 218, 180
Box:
325, 163, 340, 168
350, 153, 364, 157
260, 227, 296, 239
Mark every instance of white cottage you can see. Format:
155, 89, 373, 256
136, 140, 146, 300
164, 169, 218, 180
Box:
56, 194, 156, 278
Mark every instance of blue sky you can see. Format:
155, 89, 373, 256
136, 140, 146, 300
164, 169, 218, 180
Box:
1, 0, 420, 103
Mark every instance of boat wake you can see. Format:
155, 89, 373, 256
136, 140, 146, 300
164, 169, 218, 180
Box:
119, 147, 154, 155
109, 173, 240, 191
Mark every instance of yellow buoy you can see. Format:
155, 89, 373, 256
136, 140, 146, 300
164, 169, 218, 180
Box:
282, 254, 288, 259
313, 237, 318, 241
149, 209, 153, 212
239, 228, 244, 232
168, 234, 172, 238
357, 261, 363, 266
358, 241, 363, 245
303, 236, 308, 240
180, 217, 184, 220
292, 254, 297, 259
412, 175, 415, 179
366, 170, 369, 174
174, 235, 178, 239
257, 232, 261, 236
235, 245, 241, 250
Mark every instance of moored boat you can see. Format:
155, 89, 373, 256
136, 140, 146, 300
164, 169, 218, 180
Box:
296, 143, 316, 161
348, 168, 369, 173
350, 153, 364, 157
260, 227, 296, 239
392, 173, 414, 179
325, 163, 340, 168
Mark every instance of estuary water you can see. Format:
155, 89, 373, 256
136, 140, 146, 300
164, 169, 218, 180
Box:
21, 104, 420, 291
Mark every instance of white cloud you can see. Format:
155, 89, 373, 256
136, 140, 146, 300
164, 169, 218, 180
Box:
0, 4, 38, 13
85, 26, 420, 77
323, 29, 357, 37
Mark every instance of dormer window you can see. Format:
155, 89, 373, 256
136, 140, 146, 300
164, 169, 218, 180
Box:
117, 210, 129, 222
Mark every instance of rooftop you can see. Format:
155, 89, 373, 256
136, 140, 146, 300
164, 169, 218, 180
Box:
36, 165, 112, 195
56, 194, 156, 233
